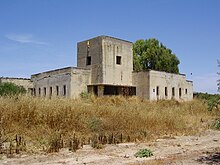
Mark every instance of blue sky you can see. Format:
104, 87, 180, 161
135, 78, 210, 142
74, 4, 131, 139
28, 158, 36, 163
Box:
0, 0, 219, 94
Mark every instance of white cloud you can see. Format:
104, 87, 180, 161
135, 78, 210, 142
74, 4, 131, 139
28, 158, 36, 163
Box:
192, 73, 219, 94
5, 33, 48, 45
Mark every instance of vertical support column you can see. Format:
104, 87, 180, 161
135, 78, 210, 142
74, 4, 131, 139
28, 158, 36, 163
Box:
98, 85, 104, 96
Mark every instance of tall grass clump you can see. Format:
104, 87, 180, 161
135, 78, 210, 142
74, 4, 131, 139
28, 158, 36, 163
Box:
0, 95, 218, 153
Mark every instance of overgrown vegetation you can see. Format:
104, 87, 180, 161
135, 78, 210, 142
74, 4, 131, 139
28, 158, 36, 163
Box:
134, 148, 153, 158
0, 95, 219, 154
212, 118, 220, 130
194, 92, 220, 111
0, 82, 26, 96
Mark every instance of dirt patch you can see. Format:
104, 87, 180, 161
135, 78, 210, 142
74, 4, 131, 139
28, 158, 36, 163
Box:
1, 129, 220, 165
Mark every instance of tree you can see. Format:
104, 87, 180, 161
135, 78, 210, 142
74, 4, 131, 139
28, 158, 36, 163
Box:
133, 38, 180, 74
0, 82, 26, 96
218, 60, 220, 92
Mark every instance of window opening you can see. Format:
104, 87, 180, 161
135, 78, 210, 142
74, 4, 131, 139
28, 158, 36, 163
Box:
56, 86, 59, 96
86, 40, 91, 65
33, 88, 36, 96
165, 87, 168, 96
172, 87, 175, 97
86, 56, 91, 65
179, 88, 182, 97
63, 85, 66, 96
156, 86, 159, 96
116, 56, 121, 65
38, 88, 41, 96
44, 87, 46, 96
50, 87, 52, 97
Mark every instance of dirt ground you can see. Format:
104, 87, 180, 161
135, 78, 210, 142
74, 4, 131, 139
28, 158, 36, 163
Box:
1, 129, 220, 165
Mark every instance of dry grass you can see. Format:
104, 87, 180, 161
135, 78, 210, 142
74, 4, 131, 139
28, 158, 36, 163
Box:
0, 95, 218, 152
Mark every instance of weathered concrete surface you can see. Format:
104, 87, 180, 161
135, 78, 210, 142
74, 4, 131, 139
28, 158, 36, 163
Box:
31, 67, 90, 98
133, 70, 193, 101
77, 36, 133, 86
132, 71, 150, 99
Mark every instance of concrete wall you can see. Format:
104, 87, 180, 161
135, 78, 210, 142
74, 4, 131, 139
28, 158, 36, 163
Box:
77, 36, 103, 84
0, 77, 33, 92
31, 67, 91, 98
77, 36, 133, 86
102, 36, 133, 86
133, 70, 193, 101
70, 68, 91, 98
149, 70, 193, 101
132, 72, 150, 99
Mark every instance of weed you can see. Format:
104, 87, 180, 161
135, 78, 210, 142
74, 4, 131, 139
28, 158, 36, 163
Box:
134, 148, 153, 158
80, 91, 89, 99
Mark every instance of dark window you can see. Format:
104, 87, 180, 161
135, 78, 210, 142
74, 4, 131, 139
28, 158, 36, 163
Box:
63, 85, 66, 96
33, 88, 36, 96
116, 56, 121, 65
165, 87, 168, 96
179, 88, 182, 97
156, 86, 159, 96
50, 87, 52, 97
56, 86, 59, 96
86, 40, 91, 65
172, 87, 175, 97
86, 56, 91, 65
38, 88, 41, 96
185, 89, 188, 94
44, 87, 46, 96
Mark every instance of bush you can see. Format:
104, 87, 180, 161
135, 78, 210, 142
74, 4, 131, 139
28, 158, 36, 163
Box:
0, 82, 26, 96
195, 92, 220, 111
134, 148, 153, 158
212, 118, 220, 130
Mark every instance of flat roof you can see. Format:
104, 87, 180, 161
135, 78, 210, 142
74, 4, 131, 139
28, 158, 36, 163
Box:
132, 69, 186, 77
78, 35, 133, 44
88, 84, 136, 87
31, 66, 90, 77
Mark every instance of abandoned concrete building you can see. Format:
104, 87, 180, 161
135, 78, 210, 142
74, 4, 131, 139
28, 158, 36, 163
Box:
0, 36, 193, 101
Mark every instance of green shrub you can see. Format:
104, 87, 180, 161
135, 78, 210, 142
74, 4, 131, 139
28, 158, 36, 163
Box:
0, 82, 26, 96
195, 92, 220, 111
134, 148, 153, 158
80, 91, 89, 99
212, 118, 220, 130
87, 117, 104, 133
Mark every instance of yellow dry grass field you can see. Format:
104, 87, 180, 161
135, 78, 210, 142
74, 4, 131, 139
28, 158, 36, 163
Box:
0, 95, 218, 153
